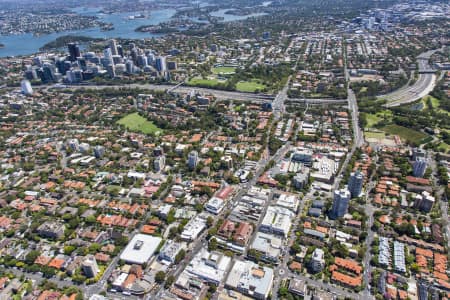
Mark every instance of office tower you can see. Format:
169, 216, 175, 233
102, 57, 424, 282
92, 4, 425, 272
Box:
331, 188, 351, 219
24, 69, 35, 81
125, 60, 134, 74
117, 45, 124, 57
147, 53, 155, 65
77, 57, 87, 70
20, 80, 33, 95
112, 55, 123, 65
41, 63, 56, 83
109, 39, 118, 56
188, 151, 198, 170
103, 47, 113, 66
137, 55, 148, 67
66, 69, 83, 83
154, 155, 166, 172
68, 43, 80, 62
33, 56, 43, 67
413, 158, 427, 178
82, 255, 99, 278
155, 56, 166, 73
348, 170, 364, 198
167, 61, 177, 70
106, 64, 116, 78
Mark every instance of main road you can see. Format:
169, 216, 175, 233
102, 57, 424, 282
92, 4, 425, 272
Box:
44, 83, 275, 102
379, 48, 441, 107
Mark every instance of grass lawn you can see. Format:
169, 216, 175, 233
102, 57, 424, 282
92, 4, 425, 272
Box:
382, 124, 428, 144
422, 95, 440, 109
117, 112, 162, 135
212, 66, 236, 74
188, 77, 221, 87
365, 131, 385, 139
236, 80, 266, 92
365, 114, 382, 128
438, 142, 450, 153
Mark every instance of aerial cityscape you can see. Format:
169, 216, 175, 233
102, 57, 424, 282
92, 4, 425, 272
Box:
0, 0, 449, 299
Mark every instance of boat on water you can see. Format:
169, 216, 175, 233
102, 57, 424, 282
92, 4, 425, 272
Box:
127, 13, 150, 20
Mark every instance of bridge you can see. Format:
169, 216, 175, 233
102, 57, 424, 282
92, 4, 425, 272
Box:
286, 98, 348, 105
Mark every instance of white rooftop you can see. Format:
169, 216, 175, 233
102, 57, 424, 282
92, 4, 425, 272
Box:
120, 234, 162, 265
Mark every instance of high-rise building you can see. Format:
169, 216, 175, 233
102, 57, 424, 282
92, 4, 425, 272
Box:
188, 151, 198, 170
68, 43, 80, 62
330, 188, 351, 219
412, 148, 427, 161
103, 47, 113, 67
109, 39, 118, 56
117, 45, 124, 57
20, 80, 33, 95
94, 145, 105, 158
125, 60, 134, 74
414, 191, 435, 212
413, 158, 427, 178
154, 155, 166, 172
311, 248, 325, 273
106, 64, 115, 78
82, 255, 99, 278
348, 170, 364, 198
137, 55, 148, 67
155, 56, 166, 73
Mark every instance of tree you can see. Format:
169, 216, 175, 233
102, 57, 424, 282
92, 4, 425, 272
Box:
155, 271, 166, 284
175, 249, 186, 264
208, 238, 218, 251
25, 250, 40, 265
165, 275, 175, 289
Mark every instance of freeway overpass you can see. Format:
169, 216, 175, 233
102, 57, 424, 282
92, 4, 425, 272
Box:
45, 83, 275, 102
287, 98, 348, 105
379, 48, 440, 107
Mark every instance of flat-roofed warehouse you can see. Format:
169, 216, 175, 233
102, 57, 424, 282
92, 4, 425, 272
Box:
120, 234, 162, 265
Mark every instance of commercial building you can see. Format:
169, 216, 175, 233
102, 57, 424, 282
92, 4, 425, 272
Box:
205, 197, 225, 215
330, 188, 351, 219
311, 248, 325, 273
225, 260, 274, 300
348, 171, 364, 198
181, 215, 207, 241
288, 279, 307, 297
273, 192, 299, 212
68, 43, 80, 62
260, 206, 294, 237
82, 255, 99, 278
291, 149, 313, 166
293, 172, 309, 190
159, 240, 186, 264
185, 248, 231, 285
119, 234, 162, 265
250, 232, 282, 263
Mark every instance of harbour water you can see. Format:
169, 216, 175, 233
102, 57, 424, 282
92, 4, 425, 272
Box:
0, 7, 265, 57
